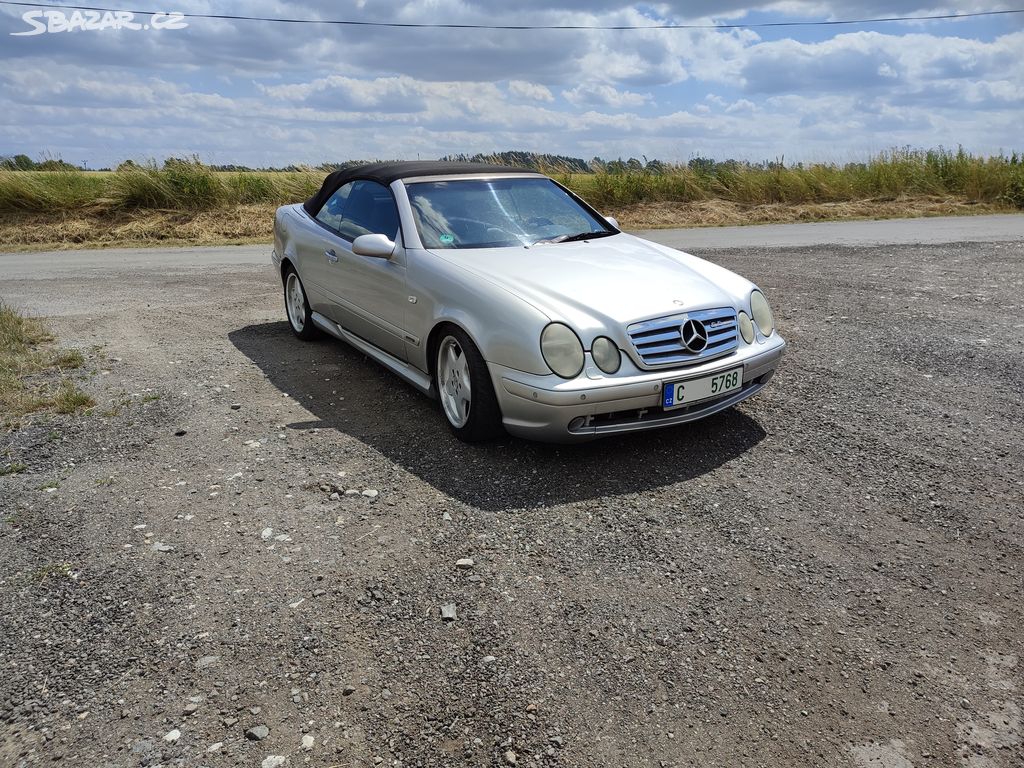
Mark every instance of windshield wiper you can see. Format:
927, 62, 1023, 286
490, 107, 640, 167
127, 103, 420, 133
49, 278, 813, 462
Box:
534, 230, 616, 245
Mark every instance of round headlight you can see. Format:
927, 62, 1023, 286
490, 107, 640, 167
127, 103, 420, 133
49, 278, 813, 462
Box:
737, 311, 755, 344
591, 336, 621, 374
541, 323, 585, 378
750, 290, 775, 337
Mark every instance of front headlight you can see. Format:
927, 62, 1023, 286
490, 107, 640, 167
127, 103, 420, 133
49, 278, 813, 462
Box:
541, 323, 585, 378
737, 311, 755, 344
591, 336, 621, 374
750, 290, 775, 336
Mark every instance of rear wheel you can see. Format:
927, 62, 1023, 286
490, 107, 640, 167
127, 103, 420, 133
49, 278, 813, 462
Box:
284, 267, 318, 340
435, 327, 504, 442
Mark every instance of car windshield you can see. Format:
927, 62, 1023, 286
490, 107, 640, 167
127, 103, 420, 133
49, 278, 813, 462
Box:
405, 177, 615, 249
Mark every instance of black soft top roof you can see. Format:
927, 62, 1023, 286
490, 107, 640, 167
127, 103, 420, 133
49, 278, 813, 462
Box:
303, 161, 529, 215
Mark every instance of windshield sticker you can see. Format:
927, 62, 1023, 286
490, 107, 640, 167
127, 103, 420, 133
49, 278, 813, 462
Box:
439, 234, 454, 244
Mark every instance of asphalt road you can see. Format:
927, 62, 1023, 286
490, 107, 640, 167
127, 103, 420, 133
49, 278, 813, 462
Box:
2, 214, 1021, 286
632, 212, 1024, 250
1, 217, 1022, 767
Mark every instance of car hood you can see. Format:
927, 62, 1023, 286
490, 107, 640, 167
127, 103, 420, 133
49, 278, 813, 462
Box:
427, 233, 748, 333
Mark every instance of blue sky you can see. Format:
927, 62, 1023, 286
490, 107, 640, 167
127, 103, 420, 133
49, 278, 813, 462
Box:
1, 1, 1021, 167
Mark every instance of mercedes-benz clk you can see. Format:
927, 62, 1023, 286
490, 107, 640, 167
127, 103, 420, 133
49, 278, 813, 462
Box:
272, 161, 785, 443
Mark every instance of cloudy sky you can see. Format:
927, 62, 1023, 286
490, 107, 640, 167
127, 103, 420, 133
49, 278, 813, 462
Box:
1, 1, 1021, 167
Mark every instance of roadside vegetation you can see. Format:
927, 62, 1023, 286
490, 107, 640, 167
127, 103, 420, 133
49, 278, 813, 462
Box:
560, 147, 1024, 210
0, 147, 1021, 250
0, 303, 94, 427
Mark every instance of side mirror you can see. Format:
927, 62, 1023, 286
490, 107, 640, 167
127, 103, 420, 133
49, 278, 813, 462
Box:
352, 233, 396, 259
604, 216, 620, 230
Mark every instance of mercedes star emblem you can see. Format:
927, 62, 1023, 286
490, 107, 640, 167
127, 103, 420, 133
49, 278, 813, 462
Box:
680, 318, 709, 353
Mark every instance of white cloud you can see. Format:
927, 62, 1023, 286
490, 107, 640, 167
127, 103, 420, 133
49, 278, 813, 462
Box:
508, 81, 555, 101
740, 30, 1024, 96
725, 98, 756, 113
562, 84, 651, 107
0, 2, 1020, 166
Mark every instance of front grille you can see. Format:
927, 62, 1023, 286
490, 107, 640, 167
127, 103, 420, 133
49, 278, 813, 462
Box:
627, 307, 739, 367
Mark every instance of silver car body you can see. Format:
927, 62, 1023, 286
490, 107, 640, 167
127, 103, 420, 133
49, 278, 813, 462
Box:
273, 171, 785, 442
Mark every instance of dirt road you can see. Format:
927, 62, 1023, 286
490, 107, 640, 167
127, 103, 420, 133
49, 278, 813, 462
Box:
1, 222, 1022, 767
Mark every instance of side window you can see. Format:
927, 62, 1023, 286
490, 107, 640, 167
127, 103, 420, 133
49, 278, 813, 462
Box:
335, 180, 401, 242
314, 183, 352, 232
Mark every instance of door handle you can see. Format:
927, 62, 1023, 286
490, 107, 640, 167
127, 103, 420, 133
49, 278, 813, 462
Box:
325, 249, 338, 263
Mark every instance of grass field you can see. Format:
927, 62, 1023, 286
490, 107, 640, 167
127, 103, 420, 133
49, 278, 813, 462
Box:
0, 303, 94, 430
1, 148, 1021, 250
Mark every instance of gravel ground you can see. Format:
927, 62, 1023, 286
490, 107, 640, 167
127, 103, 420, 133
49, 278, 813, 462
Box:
1, 239, 1022, 768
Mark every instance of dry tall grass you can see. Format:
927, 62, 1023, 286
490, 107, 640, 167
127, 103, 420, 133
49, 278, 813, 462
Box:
0, 148, 1021, 250
0, 303, 93, 426
558, 148, 1024, 209
0, 161, 322, 214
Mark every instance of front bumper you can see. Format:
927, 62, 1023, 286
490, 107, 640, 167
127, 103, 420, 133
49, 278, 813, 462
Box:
490, 336, 786, 442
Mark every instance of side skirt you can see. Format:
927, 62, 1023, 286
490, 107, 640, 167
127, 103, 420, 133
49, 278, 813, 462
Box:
310, 311, 434, 397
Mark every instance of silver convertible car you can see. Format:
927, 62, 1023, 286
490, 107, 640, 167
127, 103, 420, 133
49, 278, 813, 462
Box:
272, 161, 785, 443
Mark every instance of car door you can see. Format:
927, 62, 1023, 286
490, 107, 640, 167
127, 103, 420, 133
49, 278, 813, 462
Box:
306, 179, 410, 360
298, 183, 351, 317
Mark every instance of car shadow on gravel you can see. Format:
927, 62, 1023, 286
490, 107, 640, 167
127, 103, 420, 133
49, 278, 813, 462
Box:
230, 322, 767, 511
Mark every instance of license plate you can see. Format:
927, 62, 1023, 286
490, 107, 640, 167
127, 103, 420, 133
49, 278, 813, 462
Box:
663, 367, 743, 410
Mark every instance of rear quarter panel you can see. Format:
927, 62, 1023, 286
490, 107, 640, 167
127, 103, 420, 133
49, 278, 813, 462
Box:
274, 203, 333, 314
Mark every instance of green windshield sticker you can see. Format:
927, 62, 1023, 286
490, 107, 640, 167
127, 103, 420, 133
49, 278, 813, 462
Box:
439, 234, 454, 244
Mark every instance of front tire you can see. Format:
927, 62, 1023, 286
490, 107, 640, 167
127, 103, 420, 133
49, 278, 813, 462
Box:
283, 267, 318, 340
435, 327, 504, 442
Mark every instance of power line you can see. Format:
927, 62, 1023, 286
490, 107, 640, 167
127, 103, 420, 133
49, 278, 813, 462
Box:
1, 0, 1022, 30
